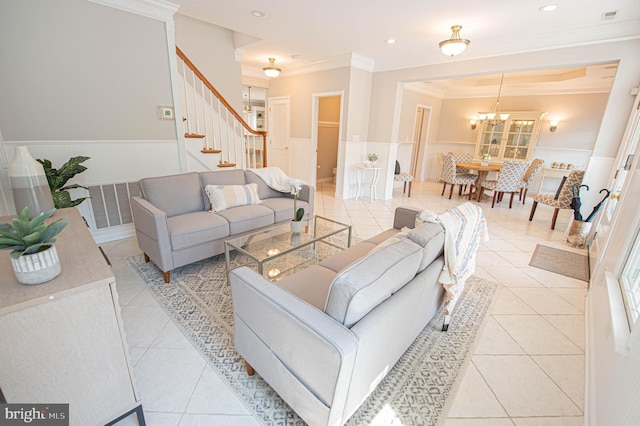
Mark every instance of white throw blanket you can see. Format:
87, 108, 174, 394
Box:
417, 202, 489, 314
248, 167, 304, 193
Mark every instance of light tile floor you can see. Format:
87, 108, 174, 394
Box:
110, 180, 587, 425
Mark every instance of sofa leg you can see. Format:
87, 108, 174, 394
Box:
163, 271, 170, 284
144, 253, 150, 263
245, 360, 255, 376
529, 201, 538, 221
442, 315, 450, 331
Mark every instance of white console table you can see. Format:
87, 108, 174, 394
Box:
0, 208, 144, 426
356, 165, 382, 202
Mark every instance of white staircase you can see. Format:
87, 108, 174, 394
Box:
176, 47, 266, 170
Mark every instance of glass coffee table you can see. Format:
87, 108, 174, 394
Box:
224, 216, 352, 281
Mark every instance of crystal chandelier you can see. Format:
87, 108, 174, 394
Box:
479, 74, 510, 127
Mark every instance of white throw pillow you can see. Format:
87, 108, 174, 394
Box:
205, 183, 261, 212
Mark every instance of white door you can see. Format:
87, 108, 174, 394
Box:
267, 97, 290, 174
590, 93, 640, 266
586, 129, 640, 425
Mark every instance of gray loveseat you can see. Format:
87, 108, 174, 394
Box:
229, 206, 446, 426
130, 169, 314, 283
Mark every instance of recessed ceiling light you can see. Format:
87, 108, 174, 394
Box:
538, 4, 559, 12
250, 10, 266, 18
385, 39, 396, 44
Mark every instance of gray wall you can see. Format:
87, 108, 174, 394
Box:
174, 14, 243, 113
0, 0, 175, 141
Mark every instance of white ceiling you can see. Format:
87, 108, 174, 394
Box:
174, 0, 639, 96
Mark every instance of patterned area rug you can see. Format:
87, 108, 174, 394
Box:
529, 244, 590, 282
127, 253, 498, 425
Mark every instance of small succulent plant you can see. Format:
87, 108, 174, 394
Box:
0, 207, 68, 259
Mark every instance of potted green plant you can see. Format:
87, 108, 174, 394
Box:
365, 153, 379, 167
37, 156, 90, 208
0, 207, 69, 285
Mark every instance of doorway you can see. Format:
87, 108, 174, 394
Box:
312, 92, 343, 189
316, 96, 341, 185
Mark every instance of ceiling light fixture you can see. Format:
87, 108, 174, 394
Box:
385, 39, 396, 44
263, 57, 281, 78
439, 25, 470, 57
243, 86, 252, 113
538, 4, 559, 12
478, 74, 510, 127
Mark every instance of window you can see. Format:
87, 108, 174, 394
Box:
475, 112, 546, 162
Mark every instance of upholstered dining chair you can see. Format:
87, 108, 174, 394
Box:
519, 158, 544, 204
441, 153, 478, 200
393, 161, 414, 197
452, 152, 473, 174
479, 161, 529, 208
529, 169, 585, 229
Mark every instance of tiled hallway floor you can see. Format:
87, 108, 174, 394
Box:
111, 180, 587, 426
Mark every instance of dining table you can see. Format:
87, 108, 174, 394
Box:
456, 161, 502, 202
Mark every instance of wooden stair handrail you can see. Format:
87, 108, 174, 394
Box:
176, 46, 267, 167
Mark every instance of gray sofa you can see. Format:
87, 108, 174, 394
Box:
229, 206, 446, 426
130, 169, 314, 283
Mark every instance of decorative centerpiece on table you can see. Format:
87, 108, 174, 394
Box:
289, 179, 305, 233
365, 153, 379, 168
0, 207, 69, 285
480, 153, 492, 166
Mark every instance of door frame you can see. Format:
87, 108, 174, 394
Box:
411, 104, 432, 181
311, 91, 344, 189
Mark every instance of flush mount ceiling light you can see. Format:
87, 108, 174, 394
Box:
538, 4, 559, 12
263, 57, 281, 78
439, 25, 470, 57
250, 10, 266, 18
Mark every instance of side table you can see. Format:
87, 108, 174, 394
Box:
356, 165, 381, 202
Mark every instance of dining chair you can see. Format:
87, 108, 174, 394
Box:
529, 169, 585, 229
393, 161, 414, 197
452, 152, 473, 174
519, 158, 544, 204
479, 161, 529, 208
441, 153, 478, 200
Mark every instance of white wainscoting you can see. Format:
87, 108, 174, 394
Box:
2, 139, 182, 242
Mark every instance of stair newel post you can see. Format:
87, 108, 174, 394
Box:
181, 60, 191, 134
262, 133, 267, 167
217, 98, 223, 163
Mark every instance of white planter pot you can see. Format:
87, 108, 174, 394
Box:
10, 245, 62, 285
290, 220, 302, 234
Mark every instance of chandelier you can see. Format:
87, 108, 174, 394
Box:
439, 25, 470, 57
479, 74, 509, 127
263, 58, 281, 78
243, 86, 253, 113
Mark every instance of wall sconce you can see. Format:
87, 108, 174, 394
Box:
549, 120, 559, 132
470, 119, 477, 130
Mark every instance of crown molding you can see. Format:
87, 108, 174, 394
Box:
88, 0, 179, 22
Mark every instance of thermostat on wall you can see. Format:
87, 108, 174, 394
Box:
159, 106, 174, 120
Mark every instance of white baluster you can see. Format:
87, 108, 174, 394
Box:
181, 61, 190, 134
